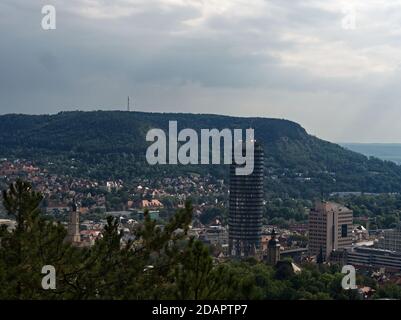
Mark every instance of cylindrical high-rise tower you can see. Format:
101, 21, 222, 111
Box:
229, 142, 264, 258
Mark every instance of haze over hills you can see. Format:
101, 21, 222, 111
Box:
1, 110, 401, 198
341, 143, 401, 165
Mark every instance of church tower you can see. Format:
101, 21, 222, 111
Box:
65, 201, 81, 244
267, 229, 281, 266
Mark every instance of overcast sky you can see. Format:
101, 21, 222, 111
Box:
1, 1, 401, 142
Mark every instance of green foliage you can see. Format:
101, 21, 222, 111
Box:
172, 239, 222, 299
2, 111, 401, 198
199, 207, 226, 225
0, 179, 78, 299
266, 198, 310, 223
374, 283, 401, 299
2, 179, 43, 233
330, 193, 401, 229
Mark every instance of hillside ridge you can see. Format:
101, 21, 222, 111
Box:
1, 110, 400, 197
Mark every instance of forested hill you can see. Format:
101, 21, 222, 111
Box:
1, 110, 400, 198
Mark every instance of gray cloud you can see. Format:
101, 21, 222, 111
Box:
1, 0, 401, 142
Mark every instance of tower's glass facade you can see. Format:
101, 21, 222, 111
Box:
229, 142, 264, 257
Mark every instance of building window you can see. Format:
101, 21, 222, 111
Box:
341, 224, 348, 238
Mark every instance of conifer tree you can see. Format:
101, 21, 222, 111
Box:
0, 179, 78, 299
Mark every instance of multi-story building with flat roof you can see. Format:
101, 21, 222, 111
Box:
346, 246, 401, 272
308, 201, 353, 261
377, 225, 401, 252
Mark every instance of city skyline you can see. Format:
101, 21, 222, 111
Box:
3, 0, 401, 304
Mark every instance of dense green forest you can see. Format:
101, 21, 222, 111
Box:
1, 111, 401, 198
3, 180, 399, 300
329, 193, 401, 229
